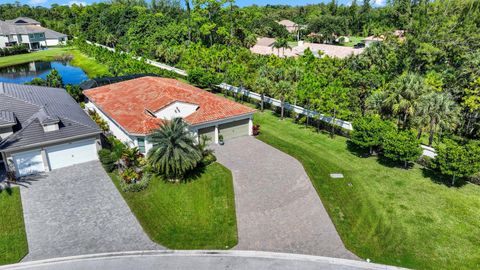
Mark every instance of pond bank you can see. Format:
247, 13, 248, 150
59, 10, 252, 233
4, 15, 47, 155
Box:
0, 47, 109, 78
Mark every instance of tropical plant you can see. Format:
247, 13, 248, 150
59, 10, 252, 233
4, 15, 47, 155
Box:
271, 38, 291, 57
88, 109, 109, 132
147, 118, 203, 181
416, 92, 459, 146
274, 80, 292, 120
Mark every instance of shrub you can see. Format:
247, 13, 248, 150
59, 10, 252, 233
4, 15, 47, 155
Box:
252, 124, 260, 136
350, 115, 394, 154
120, 172, 150, 192
120, 167, 140, 184
201, 152, 217, 166
98, 149, 116, 172
383, 129, 422, 168
88, 109, 109, 132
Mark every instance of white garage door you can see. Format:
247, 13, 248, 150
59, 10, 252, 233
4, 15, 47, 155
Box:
13, 150, 45, 177
46, 139, 98, 170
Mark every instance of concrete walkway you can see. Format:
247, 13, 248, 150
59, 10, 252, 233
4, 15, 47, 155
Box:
18, 161, 160, 261
212, 137, 357, 259
0, 251, 408, 270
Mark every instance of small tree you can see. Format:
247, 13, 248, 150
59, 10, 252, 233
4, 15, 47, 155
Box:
147, 118, 202, 181
383, 129, 422, 168
351, 115, 393, 154
46, 69, 63, 88
433, 139, 480, 186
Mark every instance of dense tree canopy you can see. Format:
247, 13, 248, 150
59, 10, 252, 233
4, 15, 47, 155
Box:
2, 0, 480, 141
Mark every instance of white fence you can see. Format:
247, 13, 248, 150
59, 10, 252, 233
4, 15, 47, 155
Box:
218, 83, 353, 130
85, 40, 353, 130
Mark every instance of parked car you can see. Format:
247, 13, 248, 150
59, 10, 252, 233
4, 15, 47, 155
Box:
354, 42, 365, 49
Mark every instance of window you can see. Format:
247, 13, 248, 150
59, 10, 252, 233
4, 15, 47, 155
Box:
137, 137, 146, 153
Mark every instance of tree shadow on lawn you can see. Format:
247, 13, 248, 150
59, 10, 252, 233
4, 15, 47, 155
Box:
177, 164, 207, 184
346, 140, 371, 158
421, 167, 468, 188
376, 155, 415, 170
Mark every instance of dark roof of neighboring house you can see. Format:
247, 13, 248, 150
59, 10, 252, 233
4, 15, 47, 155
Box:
35, 26, 67, 39
5, 17, 41, 25
0, 111, 16, 126
0, 21, 44, 35
0, 83, 101, 152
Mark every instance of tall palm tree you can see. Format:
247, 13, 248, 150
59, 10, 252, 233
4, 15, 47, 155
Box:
272, 38, 291, 57
254, 76, 272, 112
147, 118, 202, 181
417, 92, 459, 146
383, 73, 427, 129
274, 80, 292, 119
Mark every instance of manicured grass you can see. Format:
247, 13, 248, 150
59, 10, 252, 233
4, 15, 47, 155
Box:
254, 111, 480, 270
0, 188, 28, 265
342, 36, 365, 47
110, 163, 238, 249
0, 47, 110, 78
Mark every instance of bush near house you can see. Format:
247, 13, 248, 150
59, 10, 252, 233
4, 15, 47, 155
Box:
0, 45, 28, 57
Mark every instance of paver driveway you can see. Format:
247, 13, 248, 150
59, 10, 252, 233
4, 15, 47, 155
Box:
212, 137, 357, 260
19, 161, 160, 261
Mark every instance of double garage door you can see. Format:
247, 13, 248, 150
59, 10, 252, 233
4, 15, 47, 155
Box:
197, 118, 250, 143
12, 139, 97, 177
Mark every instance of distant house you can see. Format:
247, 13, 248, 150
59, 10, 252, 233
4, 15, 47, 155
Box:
363, 35, 384, 47
0, 83, 102, 177
278, 20, 299, 34
0, 20, 46, 50
0, 17, 68, 49
83, 77, 256, 153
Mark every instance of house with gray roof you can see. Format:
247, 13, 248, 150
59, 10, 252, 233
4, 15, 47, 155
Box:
0, 83, 101, 177
0, 20, 46, 50
0, 17, 68, 49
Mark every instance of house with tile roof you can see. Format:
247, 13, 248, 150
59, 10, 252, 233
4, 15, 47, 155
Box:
83, 77, 256, 154
0, 83, 102, 177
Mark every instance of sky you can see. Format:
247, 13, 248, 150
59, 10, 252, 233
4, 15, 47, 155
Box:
0, 0, 386, 8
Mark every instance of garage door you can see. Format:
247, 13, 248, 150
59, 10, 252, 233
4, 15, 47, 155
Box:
13, 150, 45, 177
198, 126, 216, 143
46, 139, 97, 170
219, 119, 249, 141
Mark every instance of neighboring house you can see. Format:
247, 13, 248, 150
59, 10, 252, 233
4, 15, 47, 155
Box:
83, 77, 256, 154
363, 35, 384, 47
0, 17, 68, 49
250, 37, 363, 59
278, 19, 299, 33
0, 83, 102, 177
0, 20, 46, 50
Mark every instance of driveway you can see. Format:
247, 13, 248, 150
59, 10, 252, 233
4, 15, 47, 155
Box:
212, 137, 357, 260
19, 161, 160, 261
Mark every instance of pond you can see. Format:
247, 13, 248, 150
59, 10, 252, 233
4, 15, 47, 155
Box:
0, 61, 88, 85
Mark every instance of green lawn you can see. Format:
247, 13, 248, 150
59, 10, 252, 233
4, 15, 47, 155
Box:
0, 47, 110, 78
110, 163, 238, 249
254, 111, 480, 270
342, 36, 365, 47
0, 188, 28, 265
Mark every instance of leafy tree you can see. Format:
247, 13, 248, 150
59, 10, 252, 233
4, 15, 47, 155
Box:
351, 115, 393, 154
433, 139, 480, 186
320, 81, 349, 137
46, 69, 63, 88
147, 118, 202, 181
273, 80, 292, 120
383, 129, 421, 168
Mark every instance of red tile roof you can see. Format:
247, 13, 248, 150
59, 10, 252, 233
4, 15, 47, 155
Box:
83, 77, 256, 135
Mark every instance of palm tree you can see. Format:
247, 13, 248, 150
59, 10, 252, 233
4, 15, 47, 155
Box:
253, 74, 272, 112
147, 118, 202, 181
383, 73, 427, 129
271, 38, 291, 57
417, 92, 459, 146
274, 80, 292, 120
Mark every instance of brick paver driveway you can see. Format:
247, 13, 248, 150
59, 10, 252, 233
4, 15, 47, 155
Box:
19, 161, 160, 261
212, 137, 357, 260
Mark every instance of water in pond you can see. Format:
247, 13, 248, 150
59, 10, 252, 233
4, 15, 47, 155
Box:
0, 61, 88, 85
